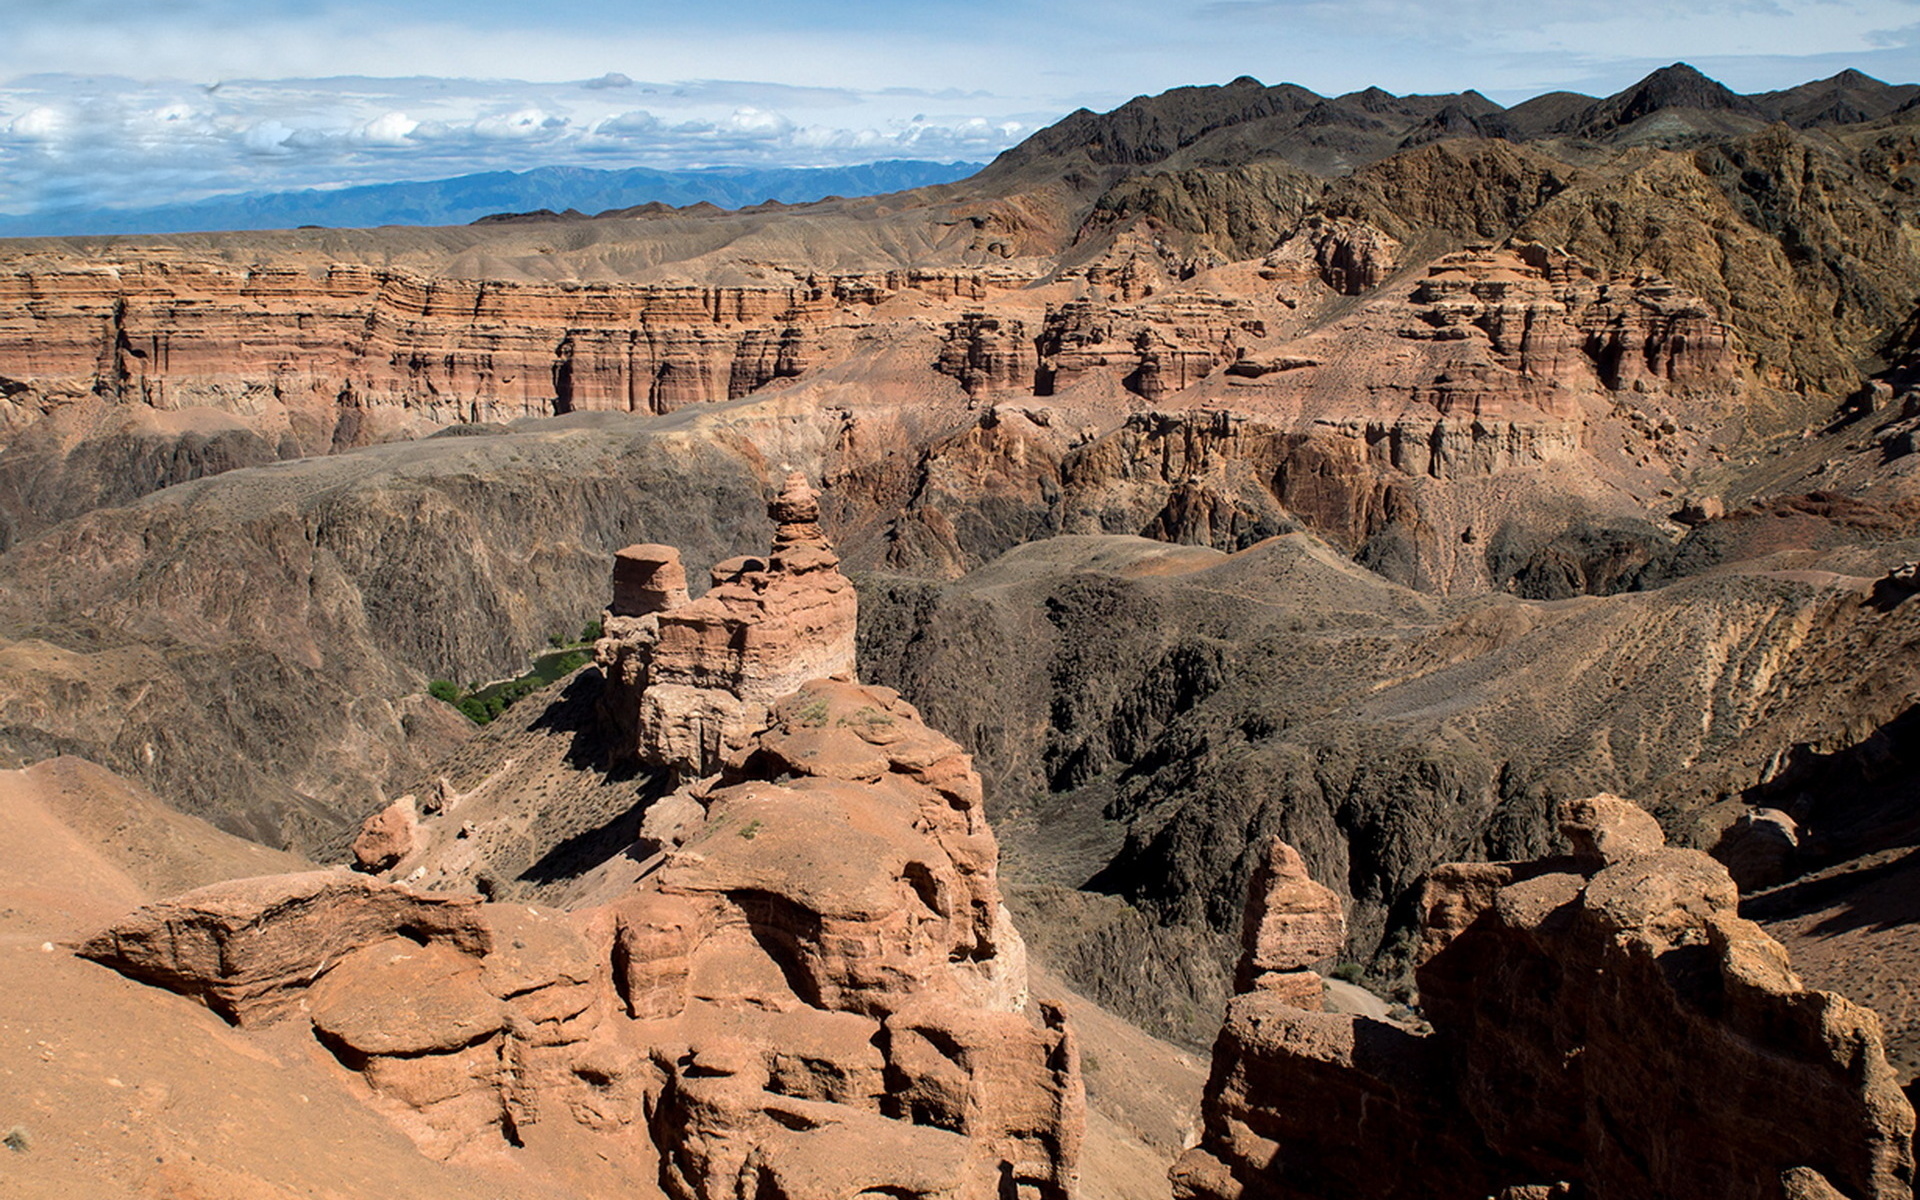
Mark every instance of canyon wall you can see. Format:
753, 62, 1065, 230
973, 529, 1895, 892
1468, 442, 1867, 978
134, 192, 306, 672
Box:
0, 231, 1741, 596
0, 256, 1024, 442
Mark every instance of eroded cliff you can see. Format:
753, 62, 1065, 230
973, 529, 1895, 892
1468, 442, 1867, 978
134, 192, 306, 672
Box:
1175, 806, 1916, 1199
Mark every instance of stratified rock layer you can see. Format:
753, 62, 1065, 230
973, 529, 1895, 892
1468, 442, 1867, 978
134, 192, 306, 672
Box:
1173, 809, 1917, 1200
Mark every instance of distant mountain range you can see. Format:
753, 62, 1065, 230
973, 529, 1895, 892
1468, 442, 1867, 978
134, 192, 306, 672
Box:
984, 64, 1920, 183
0, 160, 985, 239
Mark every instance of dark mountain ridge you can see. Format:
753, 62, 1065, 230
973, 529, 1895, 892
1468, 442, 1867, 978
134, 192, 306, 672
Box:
986, 62, 1920, 186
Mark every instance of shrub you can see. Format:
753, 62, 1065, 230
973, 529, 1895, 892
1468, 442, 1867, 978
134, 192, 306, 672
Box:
427, 679, 460, 704
580, 618, 604, 642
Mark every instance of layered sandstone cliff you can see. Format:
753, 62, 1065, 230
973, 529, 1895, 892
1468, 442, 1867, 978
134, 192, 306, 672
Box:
1173, 800, 1916, 1200
80, 490, 1083, 1200
0, 225, 1742, 591
0, 257, 1024, 439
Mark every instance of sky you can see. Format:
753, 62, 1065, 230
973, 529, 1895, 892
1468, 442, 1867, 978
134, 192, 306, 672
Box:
4, 0, 1920, 218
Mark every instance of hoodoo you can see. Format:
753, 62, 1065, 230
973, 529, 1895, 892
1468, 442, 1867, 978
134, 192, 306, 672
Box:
596, 472, 860, 779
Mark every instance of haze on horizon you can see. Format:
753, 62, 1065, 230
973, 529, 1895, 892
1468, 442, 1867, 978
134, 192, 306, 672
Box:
4, 0, 1920, 222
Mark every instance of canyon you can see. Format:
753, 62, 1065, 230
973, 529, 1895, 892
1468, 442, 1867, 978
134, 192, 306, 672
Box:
5, 61, 1920, 1200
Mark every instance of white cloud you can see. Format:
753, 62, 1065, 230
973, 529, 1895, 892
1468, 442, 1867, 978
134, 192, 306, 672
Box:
594, 110, 660, 136
9, 105, 69, 140
357, 111, 416, 144
720, 108, 794, 136
467, 108, 567, 141
0, 72, 1046, 216
241, 119, 296, 154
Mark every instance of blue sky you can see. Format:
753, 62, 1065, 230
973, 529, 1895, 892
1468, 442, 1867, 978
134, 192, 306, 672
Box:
4, 0, 1920, 217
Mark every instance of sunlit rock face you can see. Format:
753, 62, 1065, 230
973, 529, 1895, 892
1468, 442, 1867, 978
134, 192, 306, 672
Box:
595, 473, 858, 780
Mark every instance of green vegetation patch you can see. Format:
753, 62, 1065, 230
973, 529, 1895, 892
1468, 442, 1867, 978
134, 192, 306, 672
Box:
427, 625, 598, 725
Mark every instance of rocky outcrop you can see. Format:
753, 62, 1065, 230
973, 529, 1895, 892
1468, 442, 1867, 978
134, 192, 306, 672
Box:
611, 542, 693, 617
1173, 806, 1916, 1200
84, 519, 1082, 1198
596, 473, 858, 778
1053, 405, 1586, 565
1233, 835, 1347, 1007
634, 675, 1080, 1200
938, 313, 1038, 398
1254, 242, 1736, 423
78, 872, 491, 1024
1268, 216, 1402, 295
1710, 807, 1802, 891
931, 291, 1254, 405
351, 794, 419, 872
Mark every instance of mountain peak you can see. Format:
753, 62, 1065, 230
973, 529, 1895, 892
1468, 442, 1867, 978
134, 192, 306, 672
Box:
1574, 61, 1760, 135
1620, 62, 1746, 109
1825, 68, 1883, 89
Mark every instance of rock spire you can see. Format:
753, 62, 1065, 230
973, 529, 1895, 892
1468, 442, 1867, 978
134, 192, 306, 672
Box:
84, 485, 1083, 1199
595, 471, 858, 778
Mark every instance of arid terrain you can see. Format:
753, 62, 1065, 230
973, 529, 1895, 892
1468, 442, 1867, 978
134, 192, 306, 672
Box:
5, 62, 1920, 1198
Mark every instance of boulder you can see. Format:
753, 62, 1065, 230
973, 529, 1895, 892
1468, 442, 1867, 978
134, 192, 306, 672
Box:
1559, 792, 1666, 868
611, 543, 692, 617
351, 794, 418, 873
1710, 808, 1801, 892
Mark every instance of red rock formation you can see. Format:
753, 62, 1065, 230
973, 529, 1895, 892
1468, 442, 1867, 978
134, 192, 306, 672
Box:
1226, 243, 1736, 425
611, 543, 693, 617
351, 794, 419, 872
0, 255, 1034, 453
0, 232, 1743, 603
78, 872, 491, 1023
938, 312, 1038, 398
596, 472, 859, 777
1233, 836, 1346, 1003
1173, 807, 1917, 1200
82, 524, 1083, 1197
